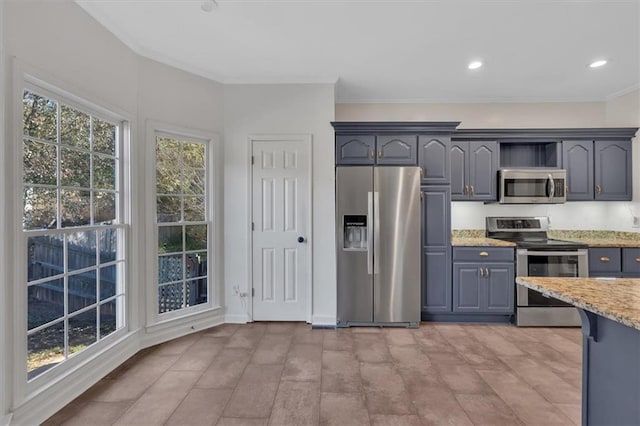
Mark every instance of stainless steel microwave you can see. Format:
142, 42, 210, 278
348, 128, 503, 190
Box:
498, 169, 566, 204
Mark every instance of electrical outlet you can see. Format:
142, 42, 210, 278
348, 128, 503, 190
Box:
633, 216, 640, 228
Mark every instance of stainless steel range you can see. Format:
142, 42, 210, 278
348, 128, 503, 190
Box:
486, 217, 588, 326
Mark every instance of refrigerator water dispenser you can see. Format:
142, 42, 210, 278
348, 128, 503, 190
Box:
343, 215, 367, 250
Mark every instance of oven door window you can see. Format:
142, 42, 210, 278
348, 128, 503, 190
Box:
526, 255, 579, 307
503, 178, 549, 198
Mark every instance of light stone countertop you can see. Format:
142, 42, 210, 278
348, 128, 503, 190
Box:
548, 230, 640, 248
516, 276, 640, 331
451, 237, 516, 247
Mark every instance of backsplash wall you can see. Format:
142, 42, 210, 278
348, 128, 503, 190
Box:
452, 201, 640, 232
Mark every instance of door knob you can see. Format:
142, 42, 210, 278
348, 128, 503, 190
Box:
297, 236, 305, 243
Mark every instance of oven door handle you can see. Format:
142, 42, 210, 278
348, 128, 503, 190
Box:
519, 250, 587, 257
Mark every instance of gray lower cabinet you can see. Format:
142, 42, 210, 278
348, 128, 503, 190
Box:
423, 248, 452, 313
419, 135, 450, 184
563, 139, 633, 201
450, 141, 498, 201
589, 247, 640, 278
595, 140, 632, 201
452, 247, 515, 315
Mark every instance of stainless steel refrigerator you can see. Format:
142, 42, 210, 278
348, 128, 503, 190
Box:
336, 166, 421, 326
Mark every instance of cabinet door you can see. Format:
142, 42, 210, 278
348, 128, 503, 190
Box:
622, 248, 640, 276
468, 142, 498, 201
594, 140, 632, 201
453, 264, 481, 313
450, 142, 468, 200
423, 248, 452, 313
484, 263, 514, 314
336, 135, 375, 165
562, 140, 594, 201
422, 186, 451, 248
376, 135, 417, 165
418, 136, 450, 184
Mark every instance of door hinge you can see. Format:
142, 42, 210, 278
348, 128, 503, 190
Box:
252, 288, 255, 297
251, 222, 255, 231
251, 155, 255, 165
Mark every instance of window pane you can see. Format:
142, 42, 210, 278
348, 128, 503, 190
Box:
156, 167, 181, 195
28, 235, 64, 282
60, 105, 90, 150
185, 225, 207, 251
23, 139, 57, 185
28, 279, 64, 330
100, 298, 120, 339
186, 278, 207, 307
23, 187, 57, 230
158, 225, 183, 254
93, 118, 116, 156
68, 270, 97, 314
157, 196, 181, 223
67, 231, 97, 272
186, 251, 207, 278
68, 308, 97, 356
183, 142, 205, 168
184, 196, 205, 222
94, 191, 116, 224
61, 148, 90, 188
158, 283, 184, 314
98, 228, 118, 263
183, 169, 205, 195
93, 155, 115, 190
156, 138, 180, 168
28, 321, 65, 379
100, 265, 117, 300
61, 189, 90, 227
23, 91, 56, 141
158, 254, 183, 284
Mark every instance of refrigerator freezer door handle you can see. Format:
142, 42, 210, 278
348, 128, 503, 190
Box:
373, 191, 380, 274
367, 191, 373, 275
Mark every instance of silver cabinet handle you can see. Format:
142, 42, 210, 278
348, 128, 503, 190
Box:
596, 184, 602, 195
377, 149, 382, 159
479, 268, 484, 277
484, 267, 489, 277
470, 185, 475, 196
369, 149, 374, 160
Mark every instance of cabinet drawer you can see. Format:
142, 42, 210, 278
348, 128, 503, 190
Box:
588, 248, 621, 273
453, 247, 514, 262
622, 248, 640, 275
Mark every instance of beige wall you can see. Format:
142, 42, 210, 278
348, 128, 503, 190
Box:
337, 98, 639, 231
336, 102, 606, 128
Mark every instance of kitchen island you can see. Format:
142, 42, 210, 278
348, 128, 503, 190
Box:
516, 277, 640, 426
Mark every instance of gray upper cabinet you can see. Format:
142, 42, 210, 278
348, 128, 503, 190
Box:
336, 135, 375, 165
418, 136, 450, 184
422, 186, 451, 248
563, 140, 594, 201
376, 135, 418, 165
595, 140, 632, 201
450, 141, 498, 201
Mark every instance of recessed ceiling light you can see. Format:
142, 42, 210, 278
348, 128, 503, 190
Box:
589, 60, 607, 68
468, 61, 483, 70
201, 0, 217, 12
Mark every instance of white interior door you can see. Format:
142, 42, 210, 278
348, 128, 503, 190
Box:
252, 137, 310, 321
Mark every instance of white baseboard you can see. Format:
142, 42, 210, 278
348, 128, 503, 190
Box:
224, 313, 250, 324
10, 333, 139, 426
141, 308, 224, 349
312, 315, 336, 327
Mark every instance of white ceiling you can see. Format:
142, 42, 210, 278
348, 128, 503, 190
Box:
77, 0, 639, 103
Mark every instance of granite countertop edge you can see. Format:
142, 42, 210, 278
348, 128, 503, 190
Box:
516, 277, 640, 331
450, 237, 517, 247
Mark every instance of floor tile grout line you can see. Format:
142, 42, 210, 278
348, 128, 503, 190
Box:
263, 327, 293, 426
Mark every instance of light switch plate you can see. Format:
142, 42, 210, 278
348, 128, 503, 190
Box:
633, 216, 640, 228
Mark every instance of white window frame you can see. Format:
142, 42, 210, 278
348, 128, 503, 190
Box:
145, 121, 221, 325
12, 69, 133, 404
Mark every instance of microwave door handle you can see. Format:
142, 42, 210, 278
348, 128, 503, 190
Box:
547, 174, 555, 200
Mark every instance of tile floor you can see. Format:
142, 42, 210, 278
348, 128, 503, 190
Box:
44, 322, 582, 425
